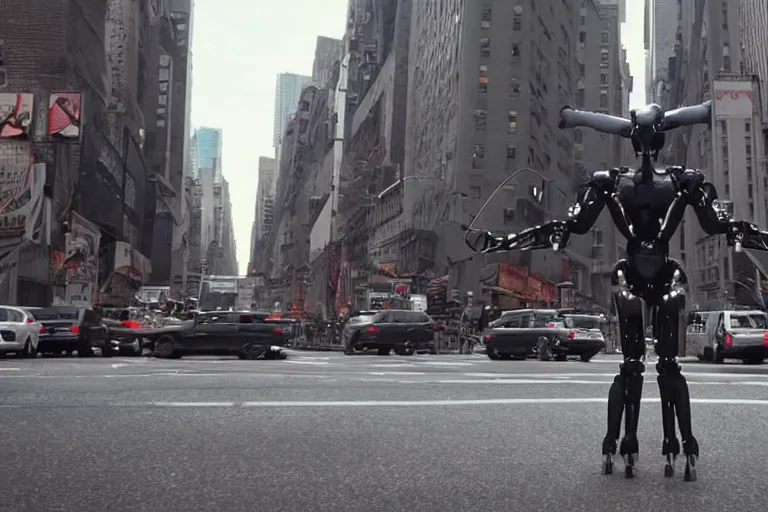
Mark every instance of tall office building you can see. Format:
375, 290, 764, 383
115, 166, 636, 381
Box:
401, 0, 627, 303
645, 0, 680, 104
664, 0, 768, 308
191, 127, 223, 258
312, 36, 344, 88
273, 73, 312, 148
249, 157, 276, 273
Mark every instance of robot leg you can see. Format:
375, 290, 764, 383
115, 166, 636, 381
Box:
654, 278, 699, 481
603, 269, 646, 478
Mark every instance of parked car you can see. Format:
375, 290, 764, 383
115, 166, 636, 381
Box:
482, 309, 605, 362
109, 310, 289, 359
342, 309, 439, 355
31, 306, 116, 357
687, 309, 768, 364
0, 305, 42, 358
98, 307, 149, 356
535, 313, 606, 362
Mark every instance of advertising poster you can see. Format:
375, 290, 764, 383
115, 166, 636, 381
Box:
0, 93, 34, 138
0, 159, 47, 241
64, 212, 101, 306
0, 237, 22, 304
48, 93, 82, 139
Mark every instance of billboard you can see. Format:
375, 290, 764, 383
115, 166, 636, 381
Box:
64, 212, 101, 306
0, 93, 33, 138
713, 80, 753, 119
48, 92, 82, 139
0, 159, 47, 240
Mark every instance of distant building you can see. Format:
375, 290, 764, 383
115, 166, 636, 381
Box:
273, 73, 312, 148
312, 36, 344, 87
249, 156, 276, 274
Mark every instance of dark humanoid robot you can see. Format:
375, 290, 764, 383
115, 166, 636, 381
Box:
464, 101, 768, 482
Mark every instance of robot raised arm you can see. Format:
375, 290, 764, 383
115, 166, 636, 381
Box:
680, 168, 768, 251
463, 170, 613, 254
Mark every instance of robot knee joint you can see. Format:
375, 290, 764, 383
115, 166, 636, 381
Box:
621, 359, 646, 377
655, 357, 681, 376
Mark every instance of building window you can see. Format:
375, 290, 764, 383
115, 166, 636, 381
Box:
576, 89, 585, 107
746, 143, 752, 155
512, 44, 520, 57
574, 129, 583, 143
747, 166, 752, 180
508, 110, 518, 133
600, 49, 609, 63
748, 184, 753, 199
746, 121, 751, 132
579, 63, 585, 76
503, 208, 515, 223
579, 32, 585, 43
471, 186, 482, 198
479, 64, 488, 74
600, 31, 610, 44
473, 144, 485, 158
749, 202, 754, 218
600, 73, 609, 84
481, 6, 491, 28
510, 78, 520, 96
600, 90, 608, 108
474, 109, 487, 130
725, 183, 730, 195
506, 145, 516, 159
722, 55, 731, 71
580, 14, 585, 25
513, 15, 522, 30
593, 229, 604, 246
479, 76, 488, 93
480, 37, 490, 57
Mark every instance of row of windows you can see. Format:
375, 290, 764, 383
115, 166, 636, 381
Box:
473, 109, 518, 132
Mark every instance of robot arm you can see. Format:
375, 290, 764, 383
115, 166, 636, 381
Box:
463, 171, 613, 254
681, 169, 768, 251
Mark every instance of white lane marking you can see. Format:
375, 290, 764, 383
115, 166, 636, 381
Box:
142, 398, 768, 407
0, 368, 20, 371
462, 372, 768, 379
151, 402, 237, 407
368, 371, 428, 376
415, 361, 475, 366
284, 360, 329, 366
369, 363, 419, 368
391, 379, 768, 386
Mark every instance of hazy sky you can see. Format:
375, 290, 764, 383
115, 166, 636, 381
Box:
190, 1, 646, 275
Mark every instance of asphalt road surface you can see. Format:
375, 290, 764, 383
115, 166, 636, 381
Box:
2, 351, 767, 512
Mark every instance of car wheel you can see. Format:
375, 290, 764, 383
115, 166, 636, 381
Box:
579, 353, 593, 363
77, 342, 92, 357
486, 347, 501, 360
17, 339, 32, 358
377, 347, 390, 356
154, 336, 175, 358
537, 336, 553, 361
133, 337, 144, 357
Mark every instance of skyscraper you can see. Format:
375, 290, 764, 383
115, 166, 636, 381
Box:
273, 73, 312, 148
312, 36, 344, 88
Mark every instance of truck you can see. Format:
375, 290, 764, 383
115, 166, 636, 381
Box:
235, 277, 257, 311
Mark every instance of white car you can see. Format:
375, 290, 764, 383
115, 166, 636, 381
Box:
0, 306, 41, 358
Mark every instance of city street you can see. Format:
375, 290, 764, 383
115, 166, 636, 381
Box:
1, 352, 767, 512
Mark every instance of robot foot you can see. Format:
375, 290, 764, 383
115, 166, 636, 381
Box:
683, 454, 697, 482
602, 454, 614, 475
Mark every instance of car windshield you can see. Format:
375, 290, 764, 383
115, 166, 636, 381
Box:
563, 315, 601, 329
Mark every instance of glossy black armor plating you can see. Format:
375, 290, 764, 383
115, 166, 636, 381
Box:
464, 100, 768, 482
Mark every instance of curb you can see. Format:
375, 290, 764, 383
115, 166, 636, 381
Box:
289, 345, 345, 352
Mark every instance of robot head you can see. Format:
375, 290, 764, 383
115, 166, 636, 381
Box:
629, 103, 666, 158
